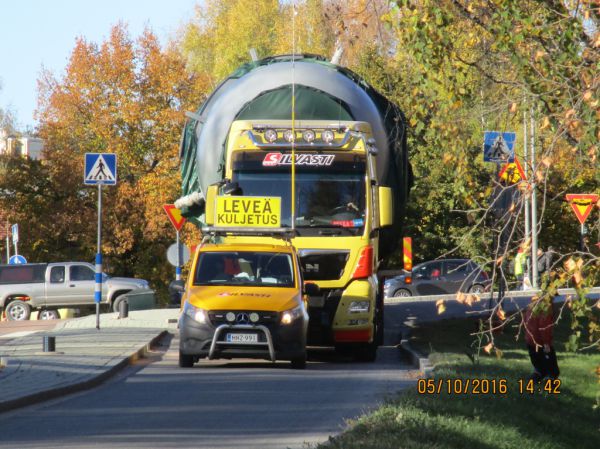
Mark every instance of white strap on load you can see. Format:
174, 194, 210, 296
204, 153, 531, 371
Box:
175, 191, 204, 209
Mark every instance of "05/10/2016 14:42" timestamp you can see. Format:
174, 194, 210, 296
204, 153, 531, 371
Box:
417, 378, 561, 395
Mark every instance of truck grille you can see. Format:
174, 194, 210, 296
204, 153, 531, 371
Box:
298, 250, 350, 281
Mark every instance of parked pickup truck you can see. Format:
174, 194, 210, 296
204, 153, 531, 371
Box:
0, 262, 150, 321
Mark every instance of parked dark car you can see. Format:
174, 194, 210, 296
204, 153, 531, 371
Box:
383, 259, 490, 298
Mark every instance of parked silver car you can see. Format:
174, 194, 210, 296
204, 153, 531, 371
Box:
0, 262, 150, 321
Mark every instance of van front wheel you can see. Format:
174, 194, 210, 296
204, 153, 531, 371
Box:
179, 351, 195, 368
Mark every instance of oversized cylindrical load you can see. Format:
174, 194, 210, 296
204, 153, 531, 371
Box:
179, 55, 411, 259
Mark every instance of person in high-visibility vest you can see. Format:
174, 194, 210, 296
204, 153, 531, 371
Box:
514, 247, 527, 290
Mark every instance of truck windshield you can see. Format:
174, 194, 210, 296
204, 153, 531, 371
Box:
233, 171, 366, 230
194, 251, 295, 287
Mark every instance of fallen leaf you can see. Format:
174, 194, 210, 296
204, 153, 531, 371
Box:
456, 292, 467, 304
583, 90, 593, 102
534, 50, 546, 61
483, 343, 493, 354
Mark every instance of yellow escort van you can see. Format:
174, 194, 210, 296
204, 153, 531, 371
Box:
175, 242, 317, 369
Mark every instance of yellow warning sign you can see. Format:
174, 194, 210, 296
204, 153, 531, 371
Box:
499, 158, 526, 184
215, 196, 281, 228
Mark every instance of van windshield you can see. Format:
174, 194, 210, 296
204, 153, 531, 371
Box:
194, 251, 295, 287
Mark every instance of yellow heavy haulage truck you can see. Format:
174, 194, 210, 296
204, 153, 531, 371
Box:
177, 55, 412, 361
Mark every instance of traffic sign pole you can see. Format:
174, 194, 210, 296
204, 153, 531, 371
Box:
530, 110, 538, 288
176, 231, 182, 281
95, 184, 102, 330
5, 221, 9, 263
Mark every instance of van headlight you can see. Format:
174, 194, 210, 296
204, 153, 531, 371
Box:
348, 301, 370, 313
183, 302, 207, 324
281, 305, 304, 325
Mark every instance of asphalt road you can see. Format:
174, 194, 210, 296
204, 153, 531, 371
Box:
0, 331, 416, 449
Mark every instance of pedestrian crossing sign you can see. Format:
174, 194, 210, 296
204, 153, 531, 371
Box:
84, 153, 117, 185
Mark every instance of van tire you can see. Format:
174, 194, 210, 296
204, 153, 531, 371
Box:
179, 351, 194, 368
290, 353, 307, 369
5, 300, 31, 321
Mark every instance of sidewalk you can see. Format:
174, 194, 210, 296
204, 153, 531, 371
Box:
0, 308, 179, 413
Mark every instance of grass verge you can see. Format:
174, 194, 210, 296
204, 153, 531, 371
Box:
318, 313, 599, 449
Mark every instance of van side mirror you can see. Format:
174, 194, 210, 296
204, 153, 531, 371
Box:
168, 280, 186, 305
378, 186, 393, 228
304, 282, 320, 296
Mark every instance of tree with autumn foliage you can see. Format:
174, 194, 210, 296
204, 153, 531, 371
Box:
0, 24, 205, 301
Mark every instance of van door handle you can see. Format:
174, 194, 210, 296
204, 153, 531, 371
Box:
69, 284, 76, 287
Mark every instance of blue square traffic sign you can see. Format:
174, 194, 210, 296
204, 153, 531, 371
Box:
84, 153, 117, 185
483, 132, 516, 163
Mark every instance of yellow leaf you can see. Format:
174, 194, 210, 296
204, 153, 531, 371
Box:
534, 50, 546, 61
540, 116, 551, 130
436, 299, 446, 315
496, 308, 506, 321
541, 156, 552, 168
456, 292, 466, 304
483, 343, 493, 354
564, 257, 576, 272
494, 347, 504, 359
583, 90, 593, 102
565, 108, 577, 119
509, 102, 518, 113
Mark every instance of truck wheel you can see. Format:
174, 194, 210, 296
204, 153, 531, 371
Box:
39, 309, 60, 320
290, 352, 307, 369
112, 295, 128, 313
354, 342, 377, 362
179, 351, 195, 368
5, 300, 31, 321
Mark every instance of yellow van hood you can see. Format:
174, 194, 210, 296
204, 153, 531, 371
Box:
187, 285, 300, 312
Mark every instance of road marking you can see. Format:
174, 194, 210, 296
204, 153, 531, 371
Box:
0, 331, 39, 340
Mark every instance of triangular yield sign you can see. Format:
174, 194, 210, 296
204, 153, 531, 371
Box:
498, 157, 526, 184
565, 194, 599, 225
163, 204, 186, 231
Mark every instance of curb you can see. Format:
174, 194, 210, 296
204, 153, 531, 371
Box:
395, 328, 434, 377
0, 330, 168, 414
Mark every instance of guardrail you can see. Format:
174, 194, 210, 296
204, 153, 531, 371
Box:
383, 287, 600, 304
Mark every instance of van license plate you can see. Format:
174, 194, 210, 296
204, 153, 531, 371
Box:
226, 333, 258, 343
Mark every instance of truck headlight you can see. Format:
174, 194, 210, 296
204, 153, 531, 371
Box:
348, 301, 370, 313
183, 302, 207, 324
281, 305, 303, 325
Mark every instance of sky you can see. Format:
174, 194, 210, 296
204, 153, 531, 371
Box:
0, 0, 199, 130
